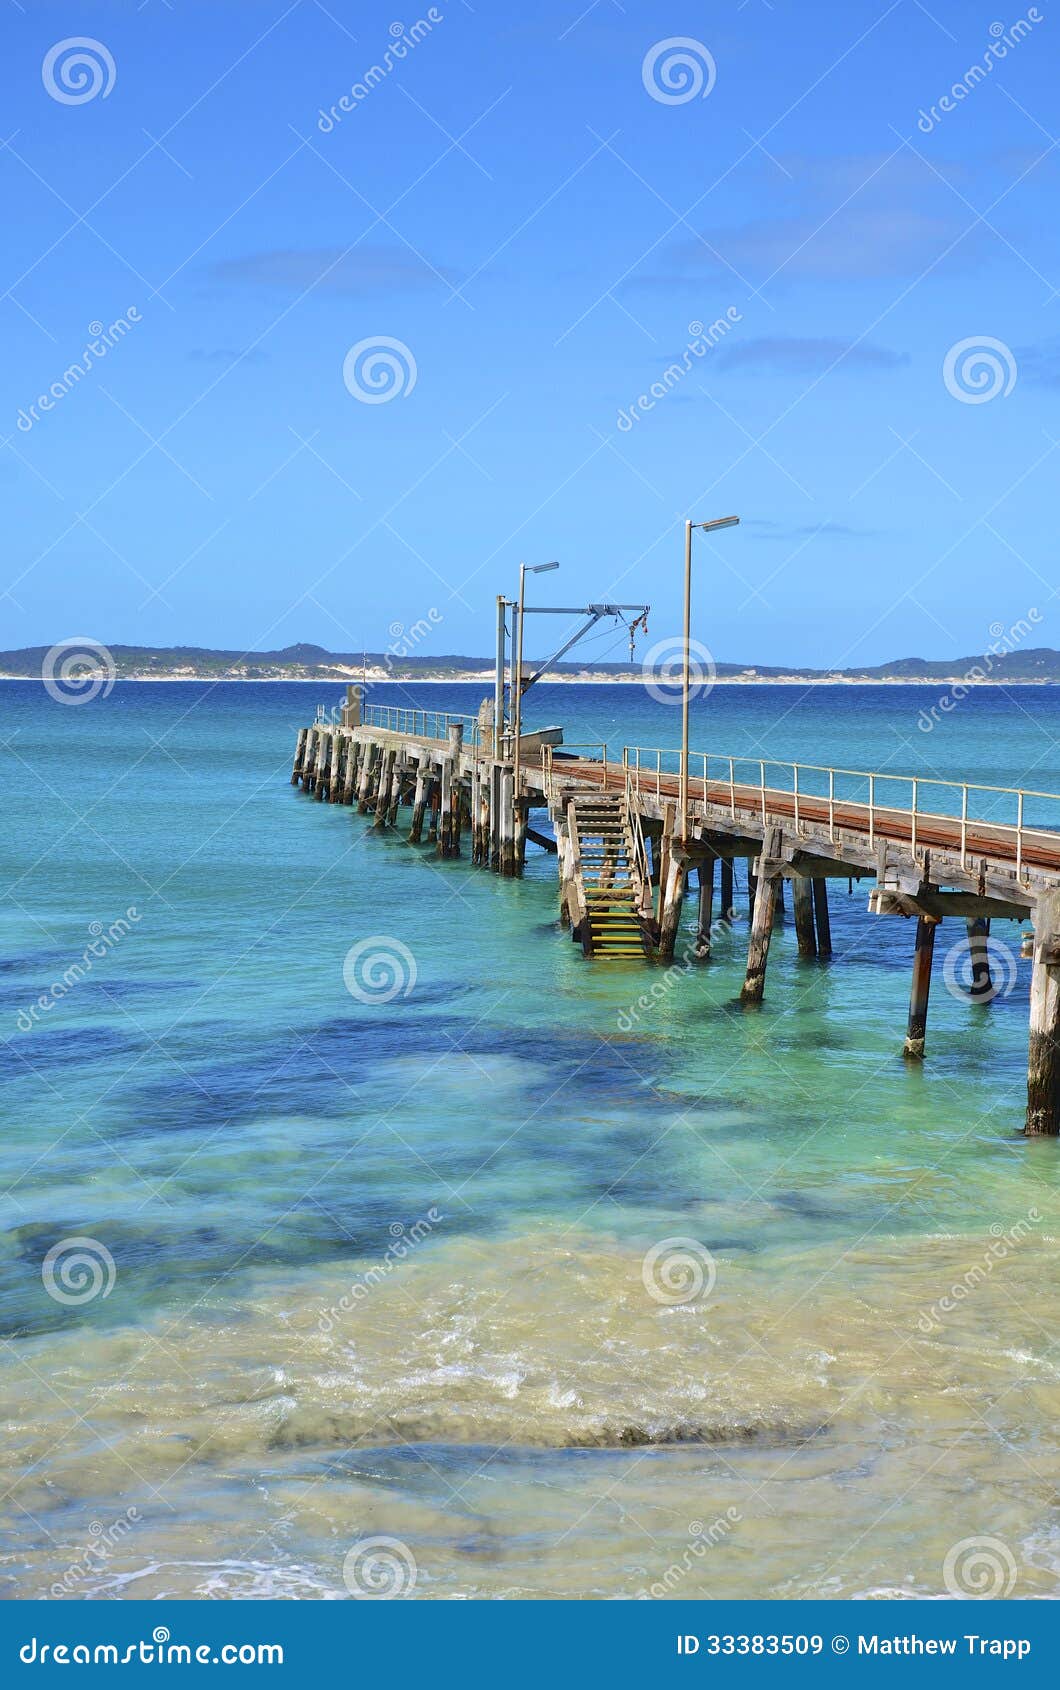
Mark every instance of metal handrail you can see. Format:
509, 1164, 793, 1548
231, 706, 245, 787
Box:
620, 745, 1060, 879
542, 743, 555, 806
359, 703, 480, 745
624, 775, 654, 918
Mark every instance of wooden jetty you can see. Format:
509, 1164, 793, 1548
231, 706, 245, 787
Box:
292, 687, 1060, 1136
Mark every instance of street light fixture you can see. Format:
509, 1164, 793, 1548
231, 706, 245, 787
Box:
513, 562, 560, 861
680, 515, 740, 843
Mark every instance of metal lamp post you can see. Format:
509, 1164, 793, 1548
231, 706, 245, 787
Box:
512, 561, 560, 870
680, 516, 740, 843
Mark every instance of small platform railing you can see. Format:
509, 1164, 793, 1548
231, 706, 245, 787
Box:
359, 703, 481, 745
542, 742, 609, 806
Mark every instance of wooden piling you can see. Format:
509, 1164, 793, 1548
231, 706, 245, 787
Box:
658, 853, 687, 961
474, 766, 490, 865
740, 836, 782, 1006
427, 781, 440, 844
437, 756, 453, 856
514, 798, 529, 876
387, 754, 402, 826
450, 776, 464, 855
328, 730, 342, 802
368, 746, 386, 812
1027, 890, 1060, 1134
694, 852, 715, 960
813, 878, 832, 956
656, 803, 674, 917
966, 917, 993, 999
498, 770, 516, 875
436, 725, 463, 859
556, 817, 572, 927
342, 736, 359, 804
409, 754, 429, 843
720, 858, 734, 921
373, 749, 395, 828
302, 727, 317, 792
792, 875, 817, 958
357, 743, 376, 813
315, 731, 330, 800
903, 914, 939, 1060
291, 727, 307, 786
488, 766, 499, 870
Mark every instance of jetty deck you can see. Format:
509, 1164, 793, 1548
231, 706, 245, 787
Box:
291, 692, 1060, 1136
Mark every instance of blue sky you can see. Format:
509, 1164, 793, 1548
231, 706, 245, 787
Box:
2, 0, 1058, 666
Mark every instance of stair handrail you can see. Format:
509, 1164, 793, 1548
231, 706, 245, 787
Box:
566, 799, 592, 955
624, 778, 654, 920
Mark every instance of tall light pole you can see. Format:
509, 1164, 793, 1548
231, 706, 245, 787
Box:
513, 561, 559, 868
680, 516, 740, 843
494, 593, 509, 757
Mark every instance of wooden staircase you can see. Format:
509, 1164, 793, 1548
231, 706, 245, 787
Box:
568, 794, 652, 959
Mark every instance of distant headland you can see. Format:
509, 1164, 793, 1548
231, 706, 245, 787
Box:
2, 641, 1059, 686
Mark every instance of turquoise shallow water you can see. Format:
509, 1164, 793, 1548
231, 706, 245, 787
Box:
0, 680, 1058, 1600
